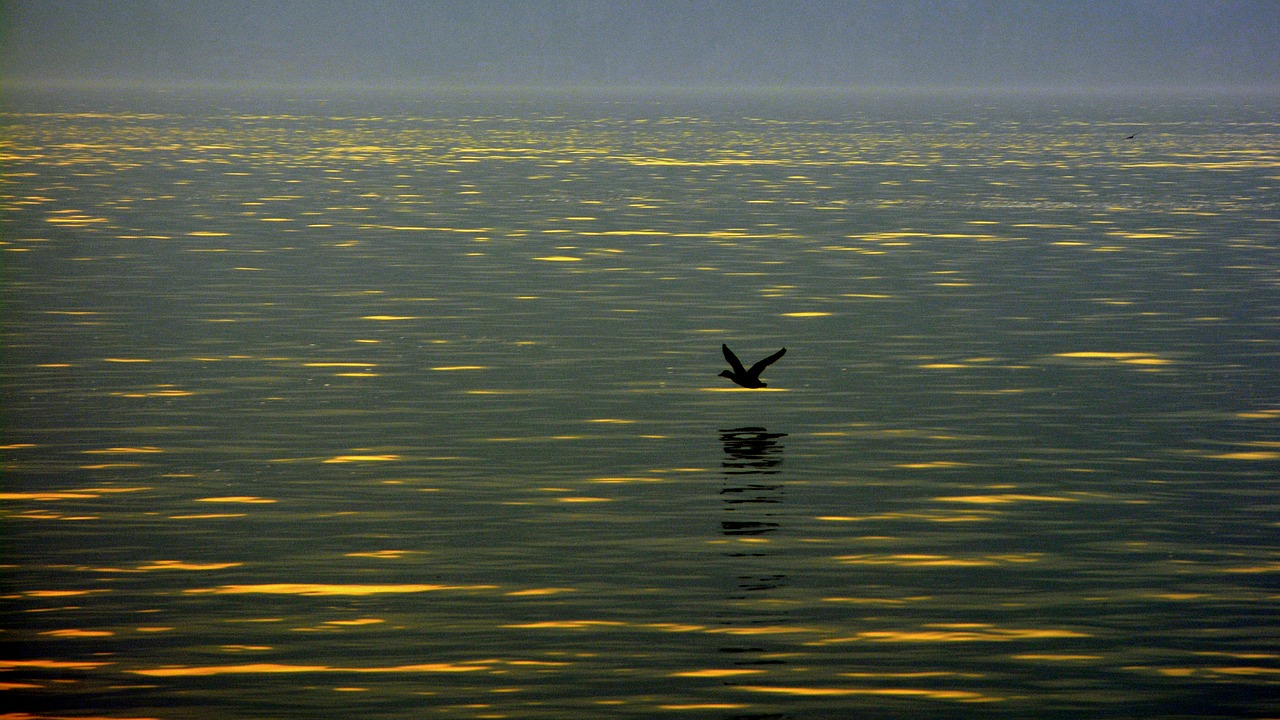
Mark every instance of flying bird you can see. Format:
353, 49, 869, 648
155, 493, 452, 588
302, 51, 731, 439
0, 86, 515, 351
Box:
719, 344, 786, 389
1125, 132, 1138, 140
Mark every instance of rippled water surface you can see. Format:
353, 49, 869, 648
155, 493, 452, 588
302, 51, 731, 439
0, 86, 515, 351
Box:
3, 89, 1278, 719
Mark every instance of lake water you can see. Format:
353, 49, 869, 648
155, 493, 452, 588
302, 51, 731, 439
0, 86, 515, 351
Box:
2, 88, 1278, 719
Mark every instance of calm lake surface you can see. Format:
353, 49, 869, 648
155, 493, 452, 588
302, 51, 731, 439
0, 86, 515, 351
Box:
2, 88, 1278, 719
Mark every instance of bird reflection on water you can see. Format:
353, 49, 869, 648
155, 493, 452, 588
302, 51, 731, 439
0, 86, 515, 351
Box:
717, 427, 791, 686
720, 427, 788, 541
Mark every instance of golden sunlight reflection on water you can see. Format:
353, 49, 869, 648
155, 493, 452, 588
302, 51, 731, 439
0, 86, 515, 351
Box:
2, 90, 1278, 719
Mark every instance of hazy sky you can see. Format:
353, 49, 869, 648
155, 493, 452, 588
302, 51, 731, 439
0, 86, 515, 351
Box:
3, 0, 1278, 90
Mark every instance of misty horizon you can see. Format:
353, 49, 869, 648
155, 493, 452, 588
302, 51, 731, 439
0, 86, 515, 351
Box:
4, 0, 1279, 93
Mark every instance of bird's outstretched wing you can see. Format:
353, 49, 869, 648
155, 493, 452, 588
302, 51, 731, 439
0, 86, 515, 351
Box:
747, 347, 786, 377
722, 344, 747, 375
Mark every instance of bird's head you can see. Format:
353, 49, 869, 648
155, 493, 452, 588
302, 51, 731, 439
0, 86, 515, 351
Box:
718, 370, 734, 379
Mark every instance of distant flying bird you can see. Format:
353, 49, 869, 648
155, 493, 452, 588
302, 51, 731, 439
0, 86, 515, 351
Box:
1126, 133, 1138, 140
719, 344, 786, 389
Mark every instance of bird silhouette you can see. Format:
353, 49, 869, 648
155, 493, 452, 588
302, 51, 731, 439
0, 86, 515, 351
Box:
719, 344, 786, 389
1126, 132, 1138, 140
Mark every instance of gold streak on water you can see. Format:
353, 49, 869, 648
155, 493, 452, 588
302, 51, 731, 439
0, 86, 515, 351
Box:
817, 513, 994, 523
185, 583, 499, 596
134, 561, 242, 571
896, 461, 972, 468
132, 662, 491, 677
933, 494, 1079, 504
41, 629, 115, 637
1054, 351, 1173, 365
112, 389, 196, 397
736, 685, 998, 702
0, 660, 113, 670
821, 596, 931, 605
321, 454, 400, 463
505, 620, 627, 629
833, 554, 1041, 567
839, 666, 977, 671
1014, 654, 1104, 661
504, 588, 576, 596
345, 550, 417, 559
24, 590, 103, 597
814, 625, 1089, 644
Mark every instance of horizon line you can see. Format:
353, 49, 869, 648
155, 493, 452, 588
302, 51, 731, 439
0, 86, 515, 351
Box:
5, 77, 1280, 97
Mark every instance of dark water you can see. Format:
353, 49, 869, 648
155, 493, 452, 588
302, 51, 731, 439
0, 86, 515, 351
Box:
2, 88, 1278, 719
